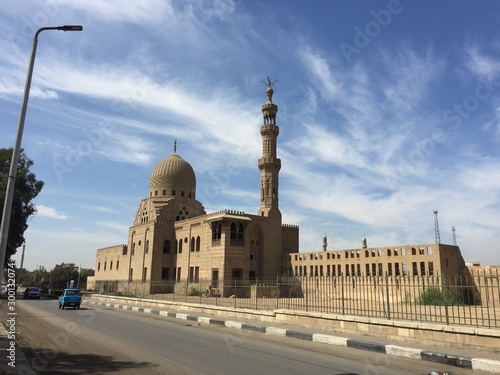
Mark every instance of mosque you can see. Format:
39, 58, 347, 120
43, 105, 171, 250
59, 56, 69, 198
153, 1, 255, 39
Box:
92, 83, 467, 296
93, 82, 300, 294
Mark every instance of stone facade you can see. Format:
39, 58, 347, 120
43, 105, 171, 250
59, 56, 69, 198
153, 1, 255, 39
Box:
94, 85, 470, 296
94, 85, 299, 294
284, 243, 466, 278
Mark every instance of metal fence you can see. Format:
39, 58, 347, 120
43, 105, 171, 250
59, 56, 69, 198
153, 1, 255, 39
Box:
93, 270, 500, 329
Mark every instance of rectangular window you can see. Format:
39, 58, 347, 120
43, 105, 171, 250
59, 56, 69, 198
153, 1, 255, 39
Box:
427, 246, 433, 254
395, 263, 400, 276
142, 267, 147, 282
177, 267, 181, 282
388, 263, 393, 276
189, 266, 194, 282
122, 246, 127, 255
104, 262, 107, 271
110, 261, 113, 270
194, 266, 199, 283
129, 268, 133, 282
420, 261, 426, 276
428, 261, 434, 276
98, 262, 101, 272
402, 262, 407, 275
366, 264, 370, 276
162, 267, 169, 280
116, 260, 119, 270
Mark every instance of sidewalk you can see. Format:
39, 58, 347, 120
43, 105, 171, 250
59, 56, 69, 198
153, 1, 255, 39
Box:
85, 297, 500, 373
0, 317, 36, 375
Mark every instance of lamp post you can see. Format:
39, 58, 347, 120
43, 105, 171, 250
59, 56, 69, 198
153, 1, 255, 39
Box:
0, 25, 83, 283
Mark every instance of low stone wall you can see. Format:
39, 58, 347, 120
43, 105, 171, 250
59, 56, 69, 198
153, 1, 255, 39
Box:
89, 294, 500, 353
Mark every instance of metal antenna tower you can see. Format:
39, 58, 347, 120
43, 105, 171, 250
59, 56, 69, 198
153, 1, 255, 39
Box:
434, 210, 441, 244
452, 226, 457, 246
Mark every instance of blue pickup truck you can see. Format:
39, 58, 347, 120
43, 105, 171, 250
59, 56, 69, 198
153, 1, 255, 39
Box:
58, 288, 82, 309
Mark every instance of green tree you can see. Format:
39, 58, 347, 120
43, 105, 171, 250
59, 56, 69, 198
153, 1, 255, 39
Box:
50, 262, 80, 283
0, 148, 44, 265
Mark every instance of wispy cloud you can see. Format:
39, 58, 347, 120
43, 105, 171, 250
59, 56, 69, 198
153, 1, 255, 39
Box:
36, 205, 68, 220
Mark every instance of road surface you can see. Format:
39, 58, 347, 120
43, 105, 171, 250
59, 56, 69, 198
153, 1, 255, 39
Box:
0, 297, 482, 374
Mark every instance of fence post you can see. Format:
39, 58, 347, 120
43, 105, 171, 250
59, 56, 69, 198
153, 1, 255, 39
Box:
276, 275, 279, 310
386, 273, 391, 320
234, 278, 237, 308
442, 272, 450, 325
341, 273, 345, 316
305, 276, 309, 312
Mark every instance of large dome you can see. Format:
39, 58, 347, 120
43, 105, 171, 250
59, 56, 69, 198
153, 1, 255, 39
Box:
149, 153, 196, 198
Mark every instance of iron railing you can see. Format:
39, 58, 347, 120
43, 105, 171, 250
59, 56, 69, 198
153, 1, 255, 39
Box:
92, 270, 500, 328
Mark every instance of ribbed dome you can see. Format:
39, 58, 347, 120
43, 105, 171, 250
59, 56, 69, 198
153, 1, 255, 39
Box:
149, 153, 196, 198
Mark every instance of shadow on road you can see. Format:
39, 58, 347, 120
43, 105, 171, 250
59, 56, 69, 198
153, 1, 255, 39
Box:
22, 346, 157, 374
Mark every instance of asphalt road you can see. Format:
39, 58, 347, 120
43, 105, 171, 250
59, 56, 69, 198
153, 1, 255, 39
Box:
0, 297, 482, 375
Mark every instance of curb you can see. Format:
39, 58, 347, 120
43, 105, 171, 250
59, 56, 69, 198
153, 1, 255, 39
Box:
86, 299, 500, 373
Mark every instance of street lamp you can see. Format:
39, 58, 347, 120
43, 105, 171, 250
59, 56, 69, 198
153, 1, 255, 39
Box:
0, 25, 83, 282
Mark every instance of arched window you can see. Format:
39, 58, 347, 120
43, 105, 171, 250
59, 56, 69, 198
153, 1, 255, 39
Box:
196, 236, 201, 251
212, 222, 222, 240
238, 224, 244, 240
155, 190, 158, 196
172, 190, 176, 196
190, 237, 195, 252
162, 190, 166, 195
131, 242, 136, 255
230, 222, 237, 239
145, 240, 149, 254
178, 240, 183, 253
163, 240, 171, 254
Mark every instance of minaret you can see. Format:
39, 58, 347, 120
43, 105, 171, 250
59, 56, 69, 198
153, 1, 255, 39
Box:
258, 77, 281, 218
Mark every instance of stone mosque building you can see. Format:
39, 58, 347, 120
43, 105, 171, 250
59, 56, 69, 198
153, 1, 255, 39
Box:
93, 83, 468, 295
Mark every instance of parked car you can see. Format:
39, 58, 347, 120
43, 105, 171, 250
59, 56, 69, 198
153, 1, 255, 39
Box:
23, 287, 41, 299
58, 288, 81, 309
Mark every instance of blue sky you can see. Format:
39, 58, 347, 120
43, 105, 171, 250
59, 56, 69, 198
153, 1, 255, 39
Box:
1, 1, 500, 271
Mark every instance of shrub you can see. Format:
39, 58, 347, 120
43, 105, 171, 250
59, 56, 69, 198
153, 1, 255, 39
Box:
188, 287, 203, 296
418, 287, 460, 306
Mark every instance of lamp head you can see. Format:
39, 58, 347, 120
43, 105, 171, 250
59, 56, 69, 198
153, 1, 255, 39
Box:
59, 25, 83, 31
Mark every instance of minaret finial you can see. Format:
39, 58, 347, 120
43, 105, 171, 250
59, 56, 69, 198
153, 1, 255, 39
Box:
174, 139, 177, 154
261, 76, 278, 88
261, 77, 278, 104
